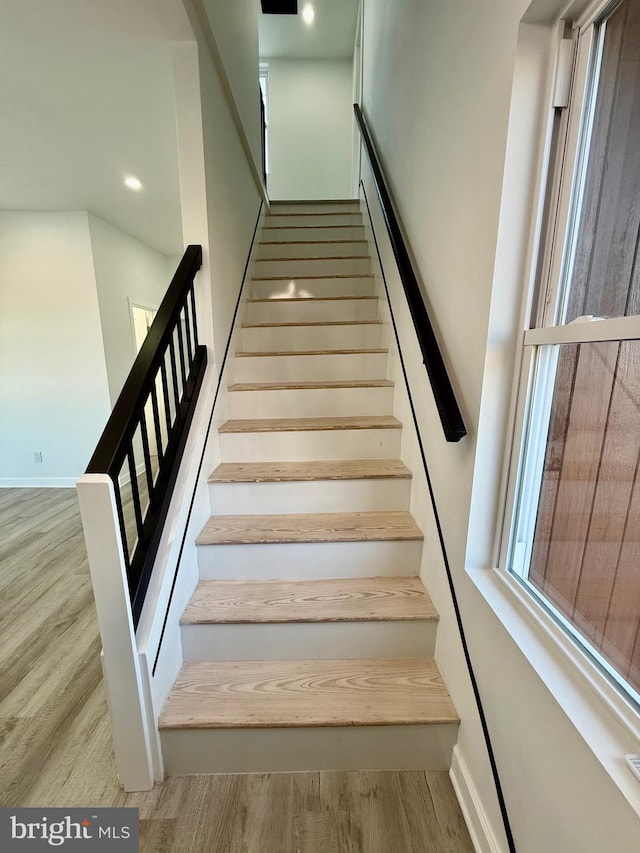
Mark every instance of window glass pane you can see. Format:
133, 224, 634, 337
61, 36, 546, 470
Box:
527, 339, 640, 696
564, 0, 640, 323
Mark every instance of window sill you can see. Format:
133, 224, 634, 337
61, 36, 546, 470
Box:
468, 564, 640, 818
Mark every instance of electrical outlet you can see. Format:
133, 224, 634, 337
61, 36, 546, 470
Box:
33, 451, 43, 463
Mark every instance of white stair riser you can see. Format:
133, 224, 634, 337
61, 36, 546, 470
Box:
208, 477, 411, 515
234, 352, 388, 383
245, 298, 378, 324
219, 427, 402, 462
257, 241, 367, 260
242, 323, 382, 352
261, 226, 365, 242
227, 385, 394, 419
254, 257, 371, 278
250, 277, 374, 299
197, 539, 423, 579
161, 723, 457, 773
268, 202, 360, 214
181, 620, 436, 662
264, 213, 362, 227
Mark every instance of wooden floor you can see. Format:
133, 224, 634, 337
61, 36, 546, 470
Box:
0, 488, 474, 852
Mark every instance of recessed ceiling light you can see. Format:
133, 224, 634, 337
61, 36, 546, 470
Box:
124, 175, 143, 191
302, 4, 314, 25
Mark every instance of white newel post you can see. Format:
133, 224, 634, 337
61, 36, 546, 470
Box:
77, 473, 155, 792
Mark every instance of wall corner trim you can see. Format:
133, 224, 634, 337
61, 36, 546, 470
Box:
450, 745, 505, 853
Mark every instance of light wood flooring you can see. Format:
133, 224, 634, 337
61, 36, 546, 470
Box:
0, 488, 473, 852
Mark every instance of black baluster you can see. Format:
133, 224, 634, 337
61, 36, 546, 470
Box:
150, 382, 164, 465
169, 339, 181, 421
160, 359, 172, 435
184, 298, 194, 365
127, 446, 144, 548
140, 411, 155, 508
190, 284, 199, 349
176, 316, 188, 390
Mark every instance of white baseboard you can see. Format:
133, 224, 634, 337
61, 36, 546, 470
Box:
450, 745, 504, 853
0, 478, 77, 488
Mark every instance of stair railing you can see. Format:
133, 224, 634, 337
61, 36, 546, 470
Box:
76, 244, 206, 790
353, 104, 466, 442
86, 245, 206, 625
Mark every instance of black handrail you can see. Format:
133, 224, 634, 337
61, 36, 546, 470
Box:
260, 87, 267, 184
86, 244, 207, 626
353, 104, 466, 442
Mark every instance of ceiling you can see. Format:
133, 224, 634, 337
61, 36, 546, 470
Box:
259, 0, 360, 60
0, 0, 192, 256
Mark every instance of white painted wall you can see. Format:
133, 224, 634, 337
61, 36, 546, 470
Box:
201, 0, 262, 173
88, 214, 172, 405
186, 3, 263, 366
165, 254, 182, 284
265, 58, 353, 200
361, 0, 640, 850
0, 211, 111, 486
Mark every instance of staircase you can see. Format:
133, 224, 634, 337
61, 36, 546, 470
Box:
158, 200, 458, 774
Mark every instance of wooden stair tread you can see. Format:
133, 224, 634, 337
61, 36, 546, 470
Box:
242, 320, 381, 328
262, 224, 362, 231
269, 199, 359, 205
256, 256, 370, 262
159, 658, 457, 729
252, 274, 374, 281
196, 511, 423, 546
228, 379, 393, 392
235, 349, 387, 357
259, 240, 367, 245
248, 295, 376, 303
208, 459, 411, 484
219, 416, 402, 433
182, 577, 437, 624
267, 211, 362, 217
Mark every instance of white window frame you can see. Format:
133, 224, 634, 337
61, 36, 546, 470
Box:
502, 0, 640, 703
483, 0, 640, 812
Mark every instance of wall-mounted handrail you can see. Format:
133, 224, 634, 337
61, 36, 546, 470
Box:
260, 87, 267, 184
353, 104, 466, 442
86, 244, 207, 626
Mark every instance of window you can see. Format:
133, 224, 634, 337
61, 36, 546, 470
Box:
505, 0, 640, 706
